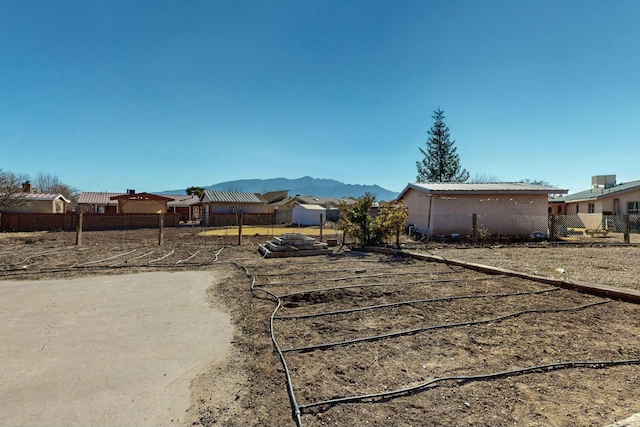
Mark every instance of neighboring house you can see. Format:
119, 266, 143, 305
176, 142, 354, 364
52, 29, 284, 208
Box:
397, 182, 567, 237
292, 204, 326, 226
79, 192, 200, 219
200, 190, 267, 217
78, 192, 121, 213
110, 192, 175, 214
268, 195, 355, 223
262, 190, 289, 205
165, 194, 201, 221
0, 193, 70, 214
551, 175, 640, 229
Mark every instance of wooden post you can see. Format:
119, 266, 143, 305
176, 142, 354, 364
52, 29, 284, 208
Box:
238, 213, 243, 246
320, 213, 323, 241
472, 213, 478, 244
425, 195, 433, 247
549, 215, 556, 242
158, 213, 165, 245
75, 212, 83, 246
624, 214, 630, 244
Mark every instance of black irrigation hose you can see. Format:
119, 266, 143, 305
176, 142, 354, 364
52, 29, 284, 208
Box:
276, 276, 503, 299
234, 258, 303, 427
257, 269, 465, 287
253, 264, 465, 277
237, 253, 414, 270
282, 300, 610, 353
297, 358, 640, 412
274, 287, 562, 319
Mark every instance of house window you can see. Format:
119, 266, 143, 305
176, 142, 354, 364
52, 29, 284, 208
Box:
628, 202, 640, 214
588, 203, 595, 214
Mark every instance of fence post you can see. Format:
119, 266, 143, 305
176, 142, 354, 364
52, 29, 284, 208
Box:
75, 212, 83, 246
158, 213, 164, 246
320, 213, 323, 241
624, 215, 630, 244
549, 215, 556, 242
472, 213, 478, 244
238, 213, 243, 246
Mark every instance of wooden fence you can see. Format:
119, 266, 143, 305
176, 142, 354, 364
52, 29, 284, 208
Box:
0, 213, 181, 232
0, 212, 277, 232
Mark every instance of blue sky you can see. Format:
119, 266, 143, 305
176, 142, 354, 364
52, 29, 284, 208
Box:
1, 0, 639, 195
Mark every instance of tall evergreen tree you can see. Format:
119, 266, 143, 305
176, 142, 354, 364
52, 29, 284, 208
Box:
416, 107, 469, 183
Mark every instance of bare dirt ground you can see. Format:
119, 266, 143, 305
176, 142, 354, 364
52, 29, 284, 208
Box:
1, 230, 640, 427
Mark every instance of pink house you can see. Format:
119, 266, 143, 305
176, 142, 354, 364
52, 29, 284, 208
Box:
397, 182, 567, 237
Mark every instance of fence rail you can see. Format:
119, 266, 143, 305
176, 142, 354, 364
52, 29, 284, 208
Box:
0, 213, 181, 232
2, 212, 640, 245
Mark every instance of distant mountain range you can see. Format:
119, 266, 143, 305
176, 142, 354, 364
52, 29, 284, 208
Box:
161, 176, 400, 201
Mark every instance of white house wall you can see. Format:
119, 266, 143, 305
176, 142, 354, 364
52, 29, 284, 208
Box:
402, 188, 549, 236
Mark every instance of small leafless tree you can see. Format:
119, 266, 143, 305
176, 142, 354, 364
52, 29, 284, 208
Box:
0, 169, 29, 209
33, 172, 80, 208
468, 173, 500, 183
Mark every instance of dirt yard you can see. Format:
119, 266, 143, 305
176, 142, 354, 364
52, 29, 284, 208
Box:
1, 230, 640, 427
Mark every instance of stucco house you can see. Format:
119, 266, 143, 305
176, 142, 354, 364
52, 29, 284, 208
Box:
200, 190, 267, 216
0, 193, 70, 214
110, 192, 175, 214
78, 192, 121, 213
1, 181, 71, 214
397, 182, 567, 237
79, 192, 200, 219
550, 175, 640, 230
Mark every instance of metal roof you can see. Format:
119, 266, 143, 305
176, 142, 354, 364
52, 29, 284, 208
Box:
293, 203, 326, 211
399, 182, 568, 198
1, 193, 71, 203
164, 194, 200, 206
22, 193, 71, 203
270, 195, 356, 208
554, 179, 640, 203
201, 190, 265, 204
78, 192, 122, 205
110, 192, 174, 202
78, 192, 198, 206
261, 190, 289, 204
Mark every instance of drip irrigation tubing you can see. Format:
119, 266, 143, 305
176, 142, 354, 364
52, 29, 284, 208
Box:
282, 300, 610, 353
212, 247, 225, 262
176, 250, 201, 264
236, 253, 411, 270
1, 246, 78, 267
234, 258, 303, 427
0, 247, 226, 277
274, 287, 561, 319
257, 269, 465, 287
72, 249, 138, 267
110, 250, 155, 266
147, 250, 175, 264
297, 358, 640, 412
275, 276, 503, 299
253, 264, 465, 277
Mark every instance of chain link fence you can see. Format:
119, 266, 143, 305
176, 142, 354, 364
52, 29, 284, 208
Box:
3, 212, 640, 246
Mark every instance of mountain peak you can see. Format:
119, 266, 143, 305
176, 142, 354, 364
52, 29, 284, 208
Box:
202, 177, 399, 200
